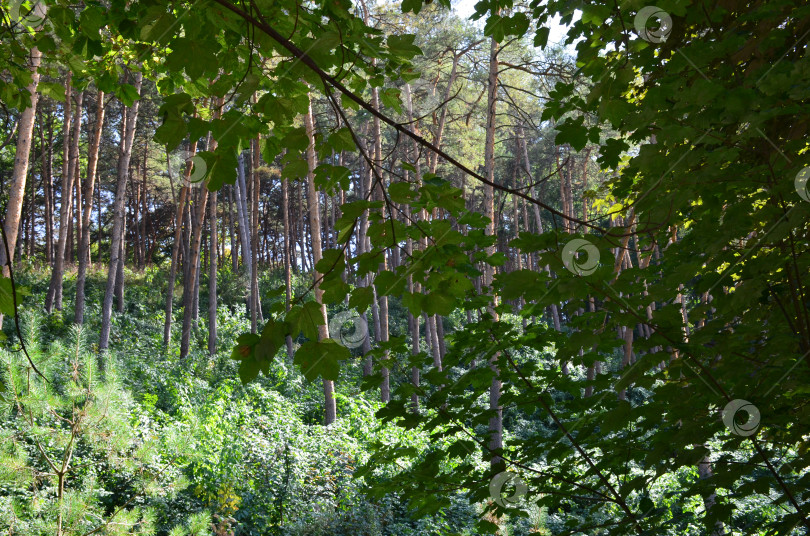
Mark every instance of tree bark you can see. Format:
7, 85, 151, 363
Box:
281, 174, 295, 358
99, 71, 143, 351
44, 112, 54, 264
304, 97, 336, 425
163, 140, 197, 347
228, 185, 238, 270
180, 101, 222, 358
115, 222, 125, 312
250, 135, 262, 330
484, 34, 502, 467
45, 77, 80, 312
208, 186, 218, 355
369, 82, 391, 403
235, 153, 252, 307
75, 90, 105, 324
1, 46, 42, 279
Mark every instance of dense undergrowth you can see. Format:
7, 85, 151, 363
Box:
0, 264, 504, 536
2, 263, 795, 535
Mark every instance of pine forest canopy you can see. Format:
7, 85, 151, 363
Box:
0, 0, 808, 534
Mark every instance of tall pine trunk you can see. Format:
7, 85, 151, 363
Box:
45, 76, 78, 311
484, 34, 502, 468
99, 72, 143, 351
163, 139, 197, 347
304, 97, 336, 425
235, 154, 252, 309
180, 99, 221, 358
180, 186, 208, 357
1, 46, 41, 271
43, 113, 54, 264
250, 130, 262, 330
281, 175, 295, 358
208, 187, 217, 355
75, 90, 105, 324
370, 82, 390, 403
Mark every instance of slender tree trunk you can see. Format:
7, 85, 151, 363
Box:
115, 222, 125, 312
235, 153, 252, 310
99, 72, 143, 351
1, 46, 41, 283
484, 34, 502, 467
228, 185, 238, 270
208, 186, 218, 355
75, 90, 105, 324
180, 101, 221, 358
66, 92, 82, 265
163, 140, 197, 347
369, 82, 391, 403
304, 97, 336, 425
354, 140, 373, 376
182, 187, 208, 355
95, 172, 101, 265
281, 175, 295, 357
297, 182, 307, 273
45, 76, 78, 312
250, 135, 262, 330
73, 152, 82, 267
44, 114, 54, 265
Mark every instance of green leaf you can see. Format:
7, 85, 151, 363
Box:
255, 319, 288, 364
282, 158, 309, 180
389, 181, 418, 203
374, 270, 406, 296
534, 27, 550, 48
387, 34, 422, 60
286, 301, 325, 341
38, 82, 66, 102
79, 6, 105, 39
555, 117, 588, 151
166, 37, 219, 81
380, 88, 402, 114
231, 333, 260, 362
239, 357, 261, 383
496, 270, 540, 300
401, 0, 423, 15
282, 127, 309, 152
348, 286, 374, 313
484, 15, 506, 42
198, 148, 238, 190
326, 128, 355, 153
116, 83, 141, 107
316, 249, 346, 276
508, 13, 531, 36
294, 340, 350, 381
311, 30, 341, 55
0, 277, 18, 316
